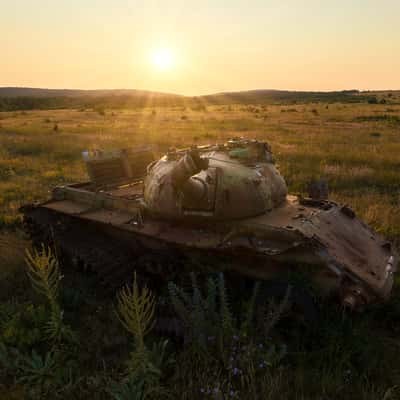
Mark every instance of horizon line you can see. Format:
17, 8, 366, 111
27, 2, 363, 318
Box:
1, 86, 399, 98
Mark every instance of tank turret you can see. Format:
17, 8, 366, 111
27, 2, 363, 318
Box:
143, 140, 288, 220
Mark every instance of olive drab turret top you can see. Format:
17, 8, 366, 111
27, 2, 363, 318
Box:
143, 139, 287, 220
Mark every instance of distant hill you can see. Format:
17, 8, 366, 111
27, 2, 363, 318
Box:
0, 87, 185, 111
0, 87, 396, 111
0, 87, 181, 98
202, 89, 363, 105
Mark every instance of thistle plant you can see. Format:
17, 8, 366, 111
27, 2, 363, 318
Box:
115, 273, 169, 398
116, 272, 155, 356
25, 245, 73, 344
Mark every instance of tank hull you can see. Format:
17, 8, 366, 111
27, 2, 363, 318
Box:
22, 185, 397, 309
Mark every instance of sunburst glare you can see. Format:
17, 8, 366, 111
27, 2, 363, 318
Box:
150, 47, 175, 71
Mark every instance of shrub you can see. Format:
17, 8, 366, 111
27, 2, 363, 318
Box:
355, 114, 400, 124
191, 105, 207, 112
202, 132, 216, 139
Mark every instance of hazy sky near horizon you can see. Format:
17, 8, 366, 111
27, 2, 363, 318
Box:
1, 0, 399, 95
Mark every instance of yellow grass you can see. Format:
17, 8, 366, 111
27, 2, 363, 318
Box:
0, 103, 399, 243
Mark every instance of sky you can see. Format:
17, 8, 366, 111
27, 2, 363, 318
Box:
1, 0, 400, 95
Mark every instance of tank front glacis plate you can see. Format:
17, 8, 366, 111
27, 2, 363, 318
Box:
303, 204, 397, 299
238, 196, 397, 301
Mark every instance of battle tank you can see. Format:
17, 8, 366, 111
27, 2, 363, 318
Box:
21, 139, 398, 313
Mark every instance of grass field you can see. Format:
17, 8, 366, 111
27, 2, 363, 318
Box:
1, 101, 400, 399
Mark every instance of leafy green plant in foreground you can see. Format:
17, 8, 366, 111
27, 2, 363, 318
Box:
0, 342, 80, 398
168, 273, 288, 399
109, 379, 146, 400
17, 349, 59, 389
168, 273, 290, 348
168, 272, 236, 348
0, 302, 47, 349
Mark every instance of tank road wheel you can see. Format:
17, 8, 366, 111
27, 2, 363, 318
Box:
254, 281, 318, 337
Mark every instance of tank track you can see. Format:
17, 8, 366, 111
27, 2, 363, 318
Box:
22, 205, 187, 337
23, 206, 183, 290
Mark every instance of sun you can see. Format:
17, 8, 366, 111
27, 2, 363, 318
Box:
150, 48, 175, 71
